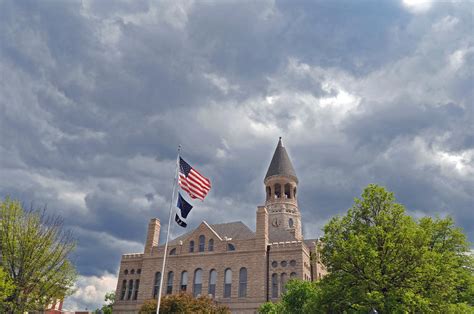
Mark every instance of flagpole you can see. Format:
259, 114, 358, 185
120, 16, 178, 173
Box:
156, 145, 181, 314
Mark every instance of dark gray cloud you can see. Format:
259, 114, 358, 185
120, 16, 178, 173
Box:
1, 0, 473, 310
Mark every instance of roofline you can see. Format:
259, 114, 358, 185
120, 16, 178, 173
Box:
203, 221, 223, 241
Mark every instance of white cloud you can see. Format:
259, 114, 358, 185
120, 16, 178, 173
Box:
63, 273, 117, 311
402, 0, 433, 13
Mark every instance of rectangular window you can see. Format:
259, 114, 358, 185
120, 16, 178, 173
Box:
224, 284, 231, 298
120, 280, 126, 300
208, 284, 216, 297
133, 279, 140, 300
127, 279, 134, 300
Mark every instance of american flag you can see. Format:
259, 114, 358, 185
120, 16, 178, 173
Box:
178, 157, 211, 200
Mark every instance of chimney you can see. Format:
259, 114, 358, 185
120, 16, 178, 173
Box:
144, 218, 160, 254
256, 206, 268, 247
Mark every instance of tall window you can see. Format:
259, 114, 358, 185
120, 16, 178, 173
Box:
274, 183, 281, 198
120, 280, 126, 300
224, 268, 232, 298
181, 271, 188, 291
208, 269, 217, 297
271, 274, 278, 298
167, 271, 174, 294
153, 272, 161, 298
127, 279, 134, 300
193, 268, 203, 297
288, 218, 294, 228
189, 240, 194, 253
239, 267, 247, 298
280, 273, 287, 294
208, 239, 214, 251
133, 279, 140, 300
199, 235, 205, 252
284, 183, 291, 198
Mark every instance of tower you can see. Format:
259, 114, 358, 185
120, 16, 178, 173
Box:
264, 137, 302, 240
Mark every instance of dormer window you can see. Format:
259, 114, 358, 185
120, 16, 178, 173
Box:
227, 243, 235, 251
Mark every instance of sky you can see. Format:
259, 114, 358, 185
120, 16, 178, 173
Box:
0, 0, 473, 310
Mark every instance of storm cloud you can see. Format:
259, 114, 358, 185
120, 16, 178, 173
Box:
0, 0, 472, 310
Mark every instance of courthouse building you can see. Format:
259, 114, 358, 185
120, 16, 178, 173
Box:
113, 138, 327, 313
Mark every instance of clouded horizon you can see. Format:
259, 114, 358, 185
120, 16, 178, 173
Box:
1, 0, 472, 310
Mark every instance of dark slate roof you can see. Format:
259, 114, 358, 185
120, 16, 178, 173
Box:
210, 221, 255, 240
167, 221, 255, 245
265, 138, 298, 182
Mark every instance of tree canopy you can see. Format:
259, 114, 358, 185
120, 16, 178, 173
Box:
0, 197, 77, 313
259, 184, 473, 313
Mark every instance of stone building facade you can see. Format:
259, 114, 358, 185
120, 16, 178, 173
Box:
113, 138, 327, 313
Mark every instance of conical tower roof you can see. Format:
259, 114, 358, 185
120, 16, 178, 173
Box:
265, 137, 298, 183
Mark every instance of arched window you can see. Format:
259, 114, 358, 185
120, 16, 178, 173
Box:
120, 280, 127, 300
166, 271, 174, 294
124, 269, 128, 275
199, 235, 205, 252
133, 279, 140, 300
170, 248, 176, 255
180, 271, 188, 291
239, 267, 247, 298
193, 268, 203, 297
208, 269, 217, 297
290, 272, 297, 279
271, 274, 278, 298
288, 218, 294, 228
293, 187, 297, 198
189, 240, 194, 253
266, 186, 271, 200
227, 243, 235, 251
130, 269, 135, 275
274, 183, 281, 198
280, 273, 288, 294
284, 183, 291, 199
224, 268, 232, 298
127, 279, 133, 300
208, 239, 214, 251
153, 272, 161, 298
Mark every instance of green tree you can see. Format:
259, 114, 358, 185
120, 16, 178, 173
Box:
319, 184, 473, 313
0, 197, 77, 313
259, 184, 473, 313
139, 293, 230, 313
0, 266, 15, 312
95, 291, 115, 314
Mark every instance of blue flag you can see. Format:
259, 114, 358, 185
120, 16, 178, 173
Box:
175, 214, 187, 228
177, 192, 193, 219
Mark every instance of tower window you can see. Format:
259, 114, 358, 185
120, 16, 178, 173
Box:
266, 186, 271, 200
289, 218, 294, 228
120, 280, 126, 300
293, 187, 297, 198
274, 184, 281, 198
284, 183, 291, 199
